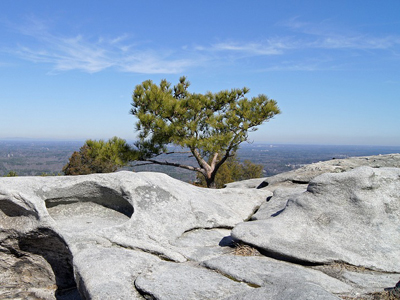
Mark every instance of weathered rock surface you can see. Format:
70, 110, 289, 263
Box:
226, 153, 400, 190
74, 246, 159, 300
135, 262, 253, 300
202, 255, 353, 294
251, 184, 308, 221
232, 166, 400, 272
1, 154, 400, 299
223, 282, 343, 300
0, 171, 269, 299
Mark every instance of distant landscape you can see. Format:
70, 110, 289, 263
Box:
1, 139, 400, 182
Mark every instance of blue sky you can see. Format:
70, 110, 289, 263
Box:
1, 0, 399, 146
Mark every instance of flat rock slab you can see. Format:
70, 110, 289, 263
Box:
202, 255, 352, 294
171, 228, 235, 262
311, 263, 400, 296
135, 262, 253, 300
74, 246, 160, 300
47, 201, 131, 233
223, 283, 342, 300
232, 166, 400, 272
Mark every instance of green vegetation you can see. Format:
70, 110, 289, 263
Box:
195, 153, 264, 188
4, 171, 17, 177
63, 137, 133, 175
130, 76, 280, 188
40, 172, 62, 176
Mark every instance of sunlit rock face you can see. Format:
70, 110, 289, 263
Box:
232, 166, 400, 272
1, 154, 399, 300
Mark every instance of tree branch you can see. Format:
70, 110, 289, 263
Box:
210, 152, 219, 170
150, 150, 191, 159
136, 158, 204, 174
191, 148, 211, 173
165, 151, 191, 155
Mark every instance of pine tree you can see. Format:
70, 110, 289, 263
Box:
63, 137, 133, 175
131, 77, 280, 188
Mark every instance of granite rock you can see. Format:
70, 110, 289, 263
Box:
1, 155, 400, 299
232, 166, 400, 272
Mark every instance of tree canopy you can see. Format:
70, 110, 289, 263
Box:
130, 76, 280, 188
63, 137, 133, 175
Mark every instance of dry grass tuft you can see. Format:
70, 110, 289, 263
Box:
232, 242, 260, 256
330, 262, 369, 272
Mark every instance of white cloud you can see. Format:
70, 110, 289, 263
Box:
281, 17, 400, 51
194, 37, 295, 57
11, 21, 198, 74
212, 42, 284, 55
315, 35, 400, 50
8, 17, 400, 74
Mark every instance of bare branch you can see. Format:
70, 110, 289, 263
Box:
137, 158, 205, 174
210, 152, 219, 170
150, 150, 191, 159
165, 151, 191, 155
191, 148, 211, 172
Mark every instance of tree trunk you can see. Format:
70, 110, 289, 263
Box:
206, 180, 217, 189
205, 172, 217, 189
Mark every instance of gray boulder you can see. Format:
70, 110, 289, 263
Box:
2, 155, 400, 299
232, 166, 400, 272
0, 171, 269, 299
255, 153, 400, 191
251, 184, 308, 220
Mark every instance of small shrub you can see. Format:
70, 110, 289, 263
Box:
4, 171, 17, 177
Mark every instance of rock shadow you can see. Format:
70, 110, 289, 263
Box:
219, 236, 235, 247
44, 182, 133, 218
17, 228, 82, 299
44, 182, 134, 231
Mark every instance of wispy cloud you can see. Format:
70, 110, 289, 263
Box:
211, 40, 290, 55
315, 35, 400, 50
281, 17, 400, 50
16, 35, 114, 73
195, 31, 400, 60
258, 57, 348, 72
6, 17, 400, 74
9, 20, 198, 74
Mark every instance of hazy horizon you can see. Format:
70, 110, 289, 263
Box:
1, 137, 400, 148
